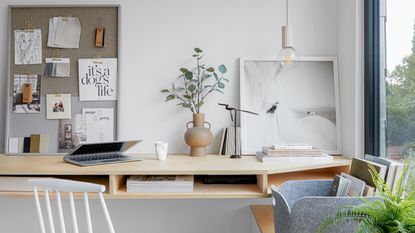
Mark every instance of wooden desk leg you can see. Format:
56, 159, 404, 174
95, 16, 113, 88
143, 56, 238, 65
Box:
250, 205, 275, 233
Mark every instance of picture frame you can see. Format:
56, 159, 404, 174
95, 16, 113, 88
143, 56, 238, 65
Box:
239, 57, 342, 155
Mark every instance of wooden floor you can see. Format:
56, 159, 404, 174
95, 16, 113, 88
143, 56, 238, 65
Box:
251, 205, 275, 233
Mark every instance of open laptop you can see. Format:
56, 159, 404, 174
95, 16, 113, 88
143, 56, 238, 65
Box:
64, 140, 142, 166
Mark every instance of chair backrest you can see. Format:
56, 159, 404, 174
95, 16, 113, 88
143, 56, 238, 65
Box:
29, 178, 115, 233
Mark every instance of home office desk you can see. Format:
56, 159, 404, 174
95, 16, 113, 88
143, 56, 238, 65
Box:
0, 154, 350, 232
0, 154, 350, 199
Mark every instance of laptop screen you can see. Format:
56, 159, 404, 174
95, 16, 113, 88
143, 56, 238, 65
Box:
70, 142, 124, 155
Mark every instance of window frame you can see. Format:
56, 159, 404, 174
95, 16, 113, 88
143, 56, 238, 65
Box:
364, 0, 381, 156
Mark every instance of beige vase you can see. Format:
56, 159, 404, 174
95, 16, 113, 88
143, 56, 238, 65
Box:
184, 113, 213, 156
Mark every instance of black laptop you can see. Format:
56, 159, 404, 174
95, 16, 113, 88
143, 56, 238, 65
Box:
64, 140, 142, 166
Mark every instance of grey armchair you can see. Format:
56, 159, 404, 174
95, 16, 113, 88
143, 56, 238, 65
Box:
271, 180, 378, 233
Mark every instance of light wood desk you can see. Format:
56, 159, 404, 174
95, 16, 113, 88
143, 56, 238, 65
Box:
0, 154, 351, 199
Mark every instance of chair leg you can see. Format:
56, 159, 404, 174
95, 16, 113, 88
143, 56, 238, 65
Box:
83, 192, 93, 233
33, 186, 46, 233
69, 192, 79, 233
44, 189, 56, 233
99, 192, 115, 233
56, 191, 67, 233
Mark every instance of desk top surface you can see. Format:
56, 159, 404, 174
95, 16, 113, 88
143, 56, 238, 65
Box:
0, 154, 351, 175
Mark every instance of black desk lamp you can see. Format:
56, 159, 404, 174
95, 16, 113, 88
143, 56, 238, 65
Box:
218, 103, 259, 159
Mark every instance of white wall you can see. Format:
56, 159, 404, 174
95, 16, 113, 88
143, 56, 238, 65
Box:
0, 0, 363, 233
336, 0, 365, 158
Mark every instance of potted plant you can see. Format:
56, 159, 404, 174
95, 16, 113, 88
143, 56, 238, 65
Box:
318, 159, 415, 233
161, 48, 228, 156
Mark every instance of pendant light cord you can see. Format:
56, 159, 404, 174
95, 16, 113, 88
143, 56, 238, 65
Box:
286, 0, 289, 25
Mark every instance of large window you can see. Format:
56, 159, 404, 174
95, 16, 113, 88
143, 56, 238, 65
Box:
367, 0, 415, 160
383, 0, 415, 160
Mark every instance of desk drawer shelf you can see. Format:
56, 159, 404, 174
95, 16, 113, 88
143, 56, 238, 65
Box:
109, 175, 266, 199
0, 154, 352, 199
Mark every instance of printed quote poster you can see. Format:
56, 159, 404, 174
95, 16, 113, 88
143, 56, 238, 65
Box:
78, 58, 117, 101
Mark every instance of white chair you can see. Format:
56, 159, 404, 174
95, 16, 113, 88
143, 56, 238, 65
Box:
29, 178, 115, 233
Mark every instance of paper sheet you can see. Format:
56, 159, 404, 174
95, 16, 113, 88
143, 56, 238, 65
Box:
82, 108, 114, 143
48, 17, 81, 48
78, 58, 118, 101
45, 58, 70, 78
14, 29, 42, 65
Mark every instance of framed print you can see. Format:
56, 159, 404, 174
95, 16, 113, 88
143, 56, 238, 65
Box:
240, 57, 342, 155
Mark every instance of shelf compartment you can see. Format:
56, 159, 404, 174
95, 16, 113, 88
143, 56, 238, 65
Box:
110, 175, 266, 199
267, 165, 350, 194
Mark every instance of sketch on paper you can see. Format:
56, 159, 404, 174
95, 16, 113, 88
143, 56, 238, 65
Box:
240, 58, 341, 155
14, 29, 42, 65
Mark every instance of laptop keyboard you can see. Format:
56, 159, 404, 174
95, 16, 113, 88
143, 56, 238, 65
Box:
72, 153, 124, 162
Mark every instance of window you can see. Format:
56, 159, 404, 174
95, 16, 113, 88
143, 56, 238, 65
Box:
366, 0, 415, 161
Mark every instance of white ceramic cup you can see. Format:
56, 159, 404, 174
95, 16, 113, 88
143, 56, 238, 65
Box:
155, 141, 168, 160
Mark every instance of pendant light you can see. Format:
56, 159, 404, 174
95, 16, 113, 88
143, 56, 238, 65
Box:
277, 0, 300, 68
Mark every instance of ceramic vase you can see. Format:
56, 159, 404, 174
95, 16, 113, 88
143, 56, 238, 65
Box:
184, 113, 213, 156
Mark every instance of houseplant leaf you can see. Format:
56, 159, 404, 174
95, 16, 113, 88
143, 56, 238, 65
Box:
218, 64, 227, 74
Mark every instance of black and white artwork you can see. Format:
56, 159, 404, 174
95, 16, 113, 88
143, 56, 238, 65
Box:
14, 29, 42, 65
78, 58, 118, 101
240, 57, 341, 155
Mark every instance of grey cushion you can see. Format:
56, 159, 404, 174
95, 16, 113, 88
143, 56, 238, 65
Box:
271, 180, 379, 233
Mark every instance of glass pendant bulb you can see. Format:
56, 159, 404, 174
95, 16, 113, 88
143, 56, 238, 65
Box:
277, 46, 300, 69
277, 25, 300, 69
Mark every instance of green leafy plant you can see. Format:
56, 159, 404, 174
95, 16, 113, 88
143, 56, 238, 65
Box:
318, 159, 415, 233
161, 48, 228, 114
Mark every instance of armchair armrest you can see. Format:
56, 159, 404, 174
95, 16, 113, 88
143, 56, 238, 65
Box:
275, 180, 333, 208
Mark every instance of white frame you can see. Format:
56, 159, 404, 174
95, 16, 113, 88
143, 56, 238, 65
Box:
4, 5, 121, 154
239, 56, 342, 155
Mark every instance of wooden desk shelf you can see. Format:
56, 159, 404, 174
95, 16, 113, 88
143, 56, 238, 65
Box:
0, 154, 351, 199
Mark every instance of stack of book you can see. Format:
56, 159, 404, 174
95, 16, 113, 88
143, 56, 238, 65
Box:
326, 155, 409, 197
255, 144, 333, 162
328, 174, 351, 196
126, 175, 194, 193
348, 155, 409, 195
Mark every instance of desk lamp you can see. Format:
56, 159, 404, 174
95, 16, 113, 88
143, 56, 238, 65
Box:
218, 103, 259, 159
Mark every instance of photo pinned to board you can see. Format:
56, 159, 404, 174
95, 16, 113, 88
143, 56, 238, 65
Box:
12, 74, 41, 114
58, 114, 87, 152
46, 94, 71, 119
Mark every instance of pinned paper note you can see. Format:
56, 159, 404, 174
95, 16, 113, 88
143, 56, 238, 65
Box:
46, 94, 72, 119
82, 108, 114, 143
14, 29, 42, 65
78, 58, 118, 101
44, 58, 70, 78
48, 17, 81, 48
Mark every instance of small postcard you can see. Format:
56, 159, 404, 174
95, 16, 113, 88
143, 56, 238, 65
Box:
46, 94, 71, 119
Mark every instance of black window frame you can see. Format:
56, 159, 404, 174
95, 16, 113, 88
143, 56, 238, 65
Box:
364, 0, 381, 156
